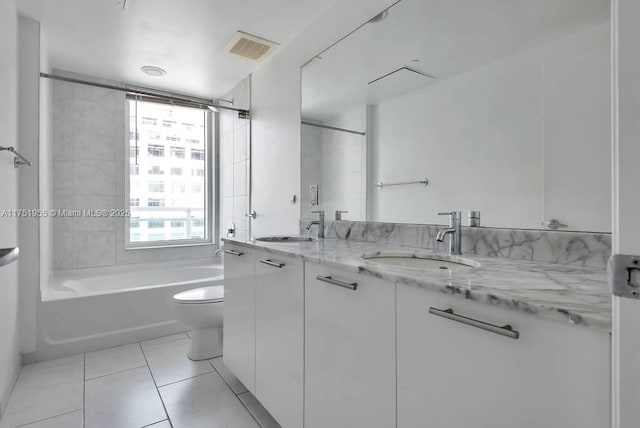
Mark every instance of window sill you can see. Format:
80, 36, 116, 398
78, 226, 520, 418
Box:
125, 241, 215, 251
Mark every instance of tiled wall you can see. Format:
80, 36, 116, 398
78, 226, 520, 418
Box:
51, 75, 216, 270
220, 77, 251, 242
301, 106, 366, 221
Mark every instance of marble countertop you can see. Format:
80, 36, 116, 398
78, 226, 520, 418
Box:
222, 237, 611, 332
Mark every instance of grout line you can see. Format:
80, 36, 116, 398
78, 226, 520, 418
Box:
141, 419, 170, 428
138, 343, 173, 428
84, 364, 148, 382
82, 352, 86, 428
155, 371, 213, 390
140, 334, 189, 350
15, 409, 83, 428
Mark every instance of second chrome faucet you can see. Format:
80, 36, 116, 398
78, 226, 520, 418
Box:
436, 211, 462, 255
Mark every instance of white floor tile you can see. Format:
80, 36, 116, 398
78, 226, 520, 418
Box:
0, 358, 83, 428
19, 354, 84, 375
85, 343, 146, 380
143, 420, 171, 428
238, 393, 281, 428
18, 410, 83, 428
210, 357, 248, 395
159, 373, 259, 428
85, 366, 166, 428
142, 338, 213, 387
141, 333, 189, 348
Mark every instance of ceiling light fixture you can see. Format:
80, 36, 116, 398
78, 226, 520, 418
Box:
141, 66, 166, 77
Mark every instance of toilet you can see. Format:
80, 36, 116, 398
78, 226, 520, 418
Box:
172, 285, 224, 361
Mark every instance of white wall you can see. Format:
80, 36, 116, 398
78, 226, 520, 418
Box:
220, 77, 251, 242
0, 0, 22, 417
17, 16, 41, 360
369, 22, 610, 231
251, 0, 395, 237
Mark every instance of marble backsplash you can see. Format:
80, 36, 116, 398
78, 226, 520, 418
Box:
299, 220, 611, 269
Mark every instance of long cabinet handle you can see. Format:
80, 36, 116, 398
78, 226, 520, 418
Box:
224, 249, 243, 256
428, 307, 519, 339
316, 275, 357, 291
260, 259, 285, 269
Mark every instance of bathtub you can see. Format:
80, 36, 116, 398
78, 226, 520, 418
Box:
37, 258, 223, 360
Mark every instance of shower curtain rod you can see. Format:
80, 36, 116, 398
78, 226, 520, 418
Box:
301, 121, 366, 136
39, 72, 250, 115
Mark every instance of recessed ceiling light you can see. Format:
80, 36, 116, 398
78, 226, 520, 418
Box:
141, 66, 166, 77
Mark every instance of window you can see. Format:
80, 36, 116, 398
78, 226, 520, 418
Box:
191, 149, 205, 161
148, 144, 165, 157
127, 98, 214, 246
170, 147, 185, 159
142, 116, 157, 126
148, 182, 164, 193
148, 166, 164, 175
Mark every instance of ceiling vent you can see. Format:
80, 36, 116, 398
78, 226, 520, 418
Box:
224, 31, 279, 61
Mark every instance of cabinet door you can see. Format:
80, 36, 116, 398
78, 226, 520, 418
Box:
255, 251, 304, 428
223, 243, 256, 393
305, 263, 396, 428
397, 284, 610, 428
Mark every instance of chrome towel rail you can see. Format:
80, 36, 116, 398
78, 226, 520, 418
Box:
0, 146, 32, 168
376, 178, 428, 190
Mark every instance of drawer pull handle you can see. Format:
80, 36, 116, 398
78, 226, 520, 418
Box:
260, 259, 285, 269
428, 307, 519, 339
224, 249, 243, 256
316, 275, 357, 291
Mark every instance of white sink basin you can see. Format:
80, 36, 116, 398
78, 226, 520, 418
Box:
362, 252, 479, 271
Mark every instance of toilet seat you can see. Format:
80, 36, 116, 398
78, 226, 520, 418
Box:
173, 285, 224, 304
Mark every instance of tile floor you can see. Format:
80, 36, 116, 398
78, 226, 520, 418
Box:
0, 333, 281, 428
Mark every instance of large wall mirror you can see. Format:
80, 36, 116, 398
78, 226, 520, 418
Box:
301, 0, 610, 232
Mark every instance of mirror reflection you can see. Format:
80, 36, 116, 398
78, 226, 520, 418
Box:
301, 0, 610, 232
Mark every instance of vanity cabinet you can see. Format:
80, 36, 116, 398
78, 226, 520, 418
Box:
304, 262, 396, 428
255, 251, 304, 428
396, 284, 610, 428
223, 243, 256, 393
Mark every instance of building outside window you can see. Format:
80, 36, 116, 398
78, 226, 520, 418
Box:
127, 98, 214, 247
170, 146, 185, 159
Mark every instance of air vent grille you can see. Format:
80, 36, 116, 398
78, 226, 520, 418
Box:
224, 31, 279, 61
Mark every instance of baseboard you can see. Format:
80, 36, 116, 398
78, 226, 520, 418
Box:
0, 352, 22, 420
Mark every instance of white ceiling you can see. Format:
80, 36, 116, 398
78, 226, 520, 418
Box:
17, 0, 336, 99
302, 0, 610, 120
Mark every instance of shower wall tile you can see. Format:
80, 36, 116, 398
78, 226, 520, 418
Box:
72, 231, 116, 269
52, 76, 218, 271
52, 81, 73, 161
234, 124, 248, 163
72, 195, 117, 232
52, 160, 72, 192
72, 160, 117, 196
233, 161, 248, 196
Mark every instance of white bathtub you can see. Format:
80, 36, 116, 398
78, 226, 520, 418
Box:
37, 258, 223, 360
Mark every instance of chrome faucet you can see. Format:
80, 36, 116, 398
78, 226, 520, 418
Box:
305, 210, 325, 238
436, 211, 462, 255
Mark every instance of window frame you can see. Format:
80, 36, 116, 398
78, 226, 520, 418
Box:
124, 98, 217, 249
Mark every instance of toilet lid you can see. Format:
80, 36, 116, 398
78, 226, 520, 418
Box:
173, 285, 224, 304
